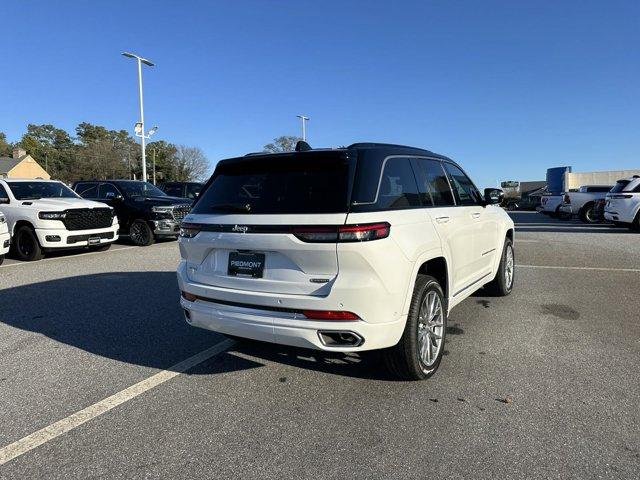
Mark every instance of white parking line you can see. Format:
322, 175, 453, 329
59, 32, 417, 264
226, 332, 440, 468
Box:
0, 245, 139, 269
0, 338, 234, 466
518, 264, 640, 273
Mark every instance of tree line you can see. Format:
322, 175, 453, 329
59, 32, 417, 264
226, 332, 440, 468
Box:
0, 123, 210, 184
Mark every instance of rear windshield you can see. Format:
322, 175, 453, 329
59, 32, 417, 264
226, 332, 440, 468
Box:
610, 181, 630, 193
192, 153, 354, 214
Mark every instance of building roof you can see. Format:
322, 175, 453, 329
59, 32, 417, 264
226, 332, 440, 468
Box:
0, 157, 21, 174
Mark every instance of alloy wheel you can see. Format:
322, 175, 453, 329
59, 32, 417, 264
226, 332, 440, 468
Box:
417, 291, 444, 367
130, 222, 149, 245
505, 244, 514, 289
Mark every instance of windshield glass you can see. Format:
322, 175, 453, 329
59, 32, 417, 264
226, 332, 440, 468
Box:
610, 180, 630, 193
116, 181, 166, 198
7, 181, 79, 200
191, 153, 353, 214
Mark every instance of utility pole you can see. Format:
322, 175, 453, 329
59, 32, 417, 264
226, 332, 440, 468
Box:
296, 115, 309, 141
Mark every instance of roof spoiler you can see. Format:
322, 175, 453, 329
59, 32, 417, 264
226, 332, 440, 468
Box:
295, 141, 312, 152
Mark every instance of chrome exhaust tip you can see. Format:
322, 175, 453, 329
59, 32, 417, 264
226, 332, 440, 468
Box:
317, 330, 364, 347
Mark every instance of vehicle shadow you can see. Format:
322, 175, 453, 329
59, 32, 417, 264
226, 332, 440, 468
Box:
0, 271, 403, 379
0, 272, 257, 374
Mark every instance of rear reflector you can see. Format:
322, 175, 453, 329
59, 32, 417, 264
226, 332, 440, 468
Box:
181, 291, 198, 302
293, 222, 390, 243
302, 310, 360, 321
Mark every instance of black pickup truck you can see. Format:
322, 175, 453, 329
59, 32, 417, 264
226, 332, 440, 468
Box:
72, 180, 192, 246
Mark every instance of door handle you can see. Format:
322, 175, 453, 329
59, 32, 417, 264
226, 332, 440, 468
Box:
435, 216, 450, 224
471, 212, 481, 219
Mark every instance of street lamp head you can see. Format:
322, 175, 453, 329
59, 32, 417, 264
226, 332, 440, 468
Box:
148, 126, 158, 136
122, 51, 155, 66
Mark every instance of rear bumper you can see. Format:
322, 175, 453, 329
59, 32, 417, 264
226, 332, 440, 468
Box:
558, 205, 573, 215
0, 230, 9, 255
177, 261, 407, 352
179, 295, 406, 352
34, 223, 119, 249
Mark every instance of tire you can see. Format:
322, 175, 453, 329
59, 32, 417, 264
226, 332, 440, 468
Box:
0, 255, 4, 265
579, 203, 597, 224
12, 225, 45, 261
484, 237, 515, 297
383, 275, 447, 380
632, 212, 640, 233
129, 219, 155, 246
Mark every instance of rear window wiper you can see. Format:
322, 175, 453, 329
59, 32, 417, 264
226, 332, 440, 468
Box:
208, 203, 252, 213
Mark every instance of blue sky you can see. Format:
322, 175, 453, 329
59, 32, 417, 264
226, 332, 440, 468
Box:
1, 0, 638, 188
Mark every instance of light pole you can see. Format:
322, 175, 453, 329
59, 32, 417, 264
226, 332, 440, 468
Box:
133, 123, 158, 181
122, 51, 154, 181
296, 115, 309, 141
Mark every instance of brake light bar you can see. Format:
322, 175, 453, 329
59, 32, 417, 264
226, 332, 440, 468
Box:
302, 310, 360, 321
293, 222, 391, 243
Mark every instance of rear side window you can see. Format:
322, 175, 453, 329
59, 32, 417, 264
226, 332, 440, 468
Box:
186, 184, 202, 199
372, 158, 421, 210
163, 184, 183, 197
192, 153, 354, 214
98, 183, 120, 199
610, 181, 630, 193
0, 184, 8, 199
351, 157, 421, 212
75, 183, 98, 198
443, 163, 483, 206
585, 186, 612, 193
412, 159, 455, 207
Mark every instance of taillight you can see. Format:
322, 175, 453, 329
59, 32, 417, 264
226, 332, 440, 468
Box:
179, 222, 201, 238
563, 194, 571, 204
302, 310, 360, 320
293, 222, 391, 243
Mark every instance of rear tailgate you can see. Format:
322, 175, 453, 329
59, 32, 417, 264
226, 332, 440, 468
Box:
180, 213, 347, 296
180, 150, 355, 297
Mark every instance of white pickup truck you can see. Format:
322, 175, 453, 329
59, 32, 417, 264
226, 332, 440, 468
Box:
558, 185, 613, 223
537, 194, 564, 217
0, 179, 119, 261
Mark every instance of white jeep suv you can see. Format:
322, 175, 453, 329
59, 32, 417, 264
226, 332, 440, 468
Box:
177, 143, 515, 380
0, 179, 119, 261
604, 176, 640, 231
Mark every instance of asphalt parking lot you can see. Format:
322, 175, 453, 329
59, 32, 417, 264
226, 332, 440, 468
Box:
0, 212, 639, 479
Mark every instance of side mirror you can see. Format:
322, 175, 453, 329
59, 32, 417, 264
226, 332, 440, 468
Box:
483, 188, 504, 205
0, 196, 9, 204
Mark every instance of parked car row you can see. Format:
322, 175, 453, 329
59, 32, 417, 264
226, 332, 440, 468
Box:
536, 177, 640, 230
0, 178, 203, 262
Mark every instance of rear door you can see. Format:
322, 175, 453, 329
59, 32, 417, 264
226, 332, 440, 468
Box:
182, 152, 354, 296
412, 159, 481, 296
